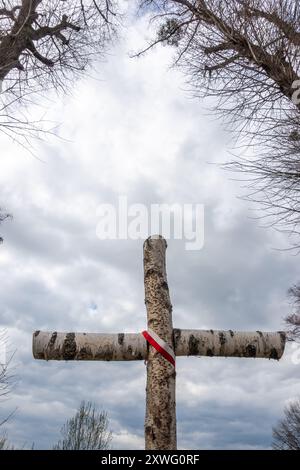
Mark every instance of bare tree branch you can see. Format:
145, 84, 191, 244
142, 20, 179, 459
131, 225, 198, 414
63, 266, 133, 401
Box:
0, 330, 17, 434
285, 284, 300, 341
0, 209, 11, 244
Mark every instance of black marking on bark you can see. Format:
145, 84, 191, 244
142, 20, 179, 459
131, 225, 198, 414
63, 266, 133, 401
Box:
48, 331, 57, 348
144, 267, 160, 278
219, 332, 226, 346
47, 331, 61, 360
154, 416, 161, 429
62, 333, 76, 360
136, 352, 144, 360
173, 328, 181, 348
207, 348, 214, 357
280, 331, 286, 348
95, 347, 114, 361
103, 350, 114, 361
145, 425, 153, 437
118, 333, 124, 346
128, 345, 133, 355
77, 346, 92, 360
270, 348, 279, 360
245, 344, 257, 357
167, 395, 172, 428
34, 330, 40, 337
256, 330, 263, 337
188, 334, 199, 355
95, 349, 103, 360
210, 329, 214, 335
229, 330, 234, 337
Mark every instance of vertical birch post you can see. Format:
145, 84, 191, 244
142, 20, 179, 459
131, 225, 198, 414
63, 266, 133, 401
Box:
144, 236, 177, 450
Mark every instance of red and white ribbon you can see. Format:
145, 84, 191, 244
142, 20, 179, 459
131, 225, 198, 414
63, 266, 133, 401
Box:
142, 328, 176, 367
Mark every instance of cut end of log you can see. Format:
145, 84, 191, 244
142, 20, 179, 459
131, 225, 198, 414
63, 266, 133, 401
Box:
143, 235, 167, 250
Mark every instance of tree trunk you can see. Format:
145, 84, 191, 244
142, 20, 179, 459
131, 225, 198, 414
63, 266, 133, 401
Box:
143, 236, 176, 450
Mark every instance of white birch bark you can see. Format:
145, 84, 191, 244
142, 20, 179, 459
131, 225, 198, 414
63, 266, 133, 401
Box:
143, 236, 176, 451
32, 332, 146, 361
33, 330, 286, 361
174, 329, 286, 360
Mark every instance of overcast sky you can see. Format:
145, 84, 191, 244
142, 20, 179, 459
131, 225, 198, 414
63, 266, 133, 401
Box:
0, 6, 300, 450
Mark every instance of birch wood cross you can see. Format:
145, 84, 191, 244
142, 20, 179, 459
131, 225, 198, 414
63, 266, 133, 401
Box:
32, 236, 286, 450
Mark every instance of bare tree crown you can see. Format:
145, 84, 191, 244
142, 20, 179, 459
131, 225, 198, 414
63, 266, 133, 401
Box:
140, 0, 300, 241
53, 401, 111, 450
0, 0, 117, 140
273, 398, 300, 449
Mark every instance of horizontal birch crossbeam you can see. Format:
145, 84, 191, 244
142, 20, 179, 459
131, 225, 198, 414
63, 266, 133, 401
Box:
33, 329, 286, 361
